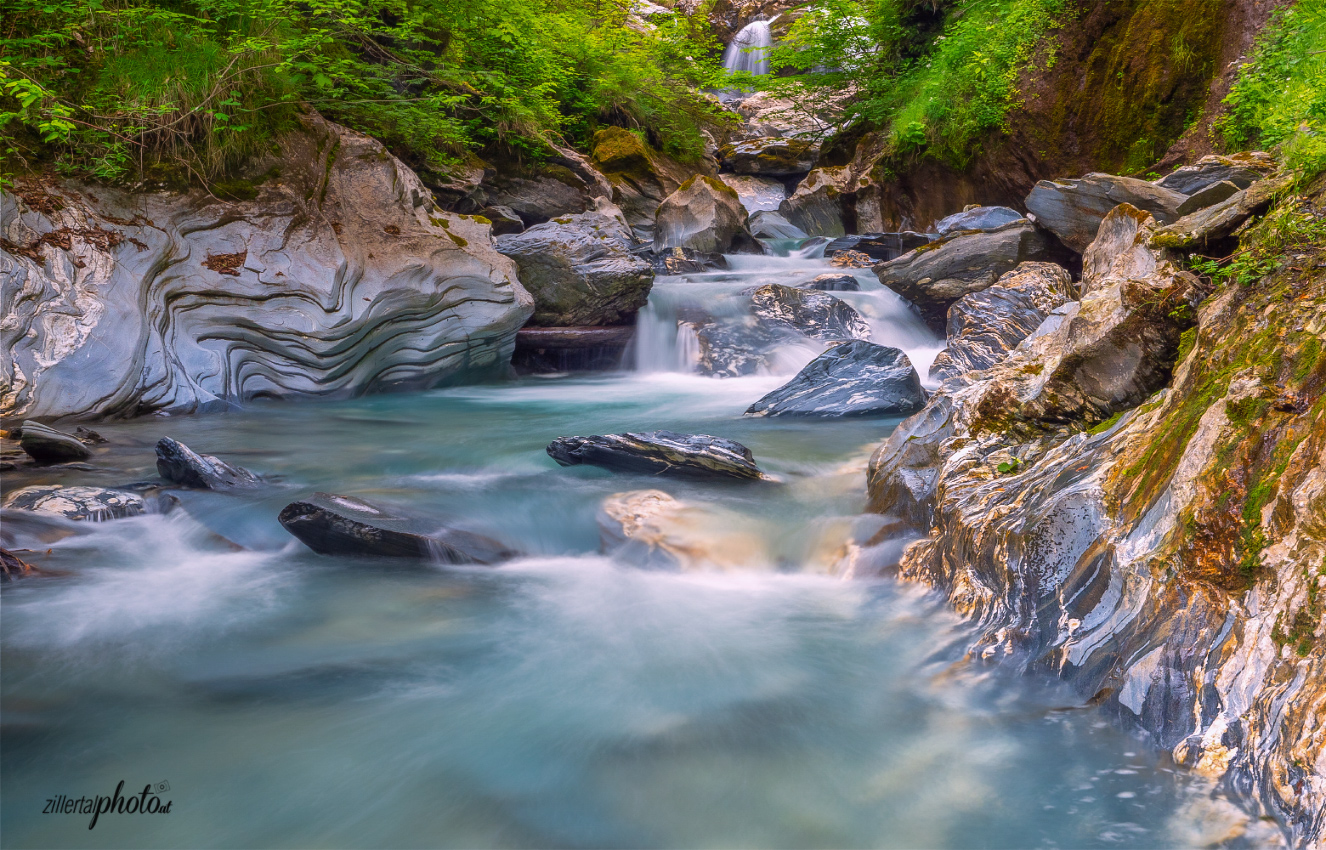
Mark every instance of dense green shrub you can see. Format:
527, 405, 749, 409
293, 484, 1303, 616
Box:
761, 0, 1069, 167
0, 0, 727, 185
1221, 0, 1326, 181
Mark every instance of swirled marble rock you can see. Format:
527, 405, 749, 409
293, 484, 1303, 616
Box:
1, 114, 533, 421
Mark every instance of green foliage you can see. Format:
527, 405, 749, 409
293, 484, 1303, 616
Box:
0, 0, 726, 184
1222, 0, 1326, 181
1188, 197, 1326, 287
996, 457, 1023, 475
760, 0, 1070, 166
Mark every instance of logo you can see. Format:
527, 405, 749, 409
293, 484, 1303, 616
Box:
42, 781, 174, 829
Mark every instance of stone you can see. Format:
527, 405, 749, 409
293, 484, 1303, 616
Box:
934, 206, 1026, 236
155, 437, 261, 490
718, 174, 786, 213
874, 221, 1051, 333
597, 489, 768, 571
2, 485, 146, 521
748, 284, 870, 341
779, 167, 848, 237
688, 319, 781, 377
719, 138, 817, 176
19, 421, 91, 463
1175, 180, 1241, 216
1, 547, 46, 582
495, 211, 654, 326
1, 115, 533, 421
478, 205, 525, 235
1154, 152, 1275, 195
546, 431, 767, 481
512, 326, 634, 373
748, 210, 807, 240
807, 274, 860, 292
929, 262, 1074, 383
278, 492, 515, 563
653, 176, 753, 254
831, 250, 874, 269
746, 341, 927, 418
654, 247, 729, 274
1025, 173, 1188, 252
481, 174, 590, 225
826, 232, 932, 262
1149, 174, 1294, 250
591, 127, 697, 235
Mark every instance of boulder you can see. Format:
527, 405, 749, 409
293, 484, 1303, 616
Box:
496, 211, 654, 326
827, 232, 932, 262
1155, 152, 1275, 195
481, 173, 591, 225
546, 431, 767, 481
746, 341, 926, 418
779, 167, 848, 237
478, 205, 525, 235
748, 210, 807, 240
19, 421, 91, 463
278, 492, 515, 563
597, 490, 768, 571
929, 263, 1074, 383
874, 221, 1051, 333
1150, 174, 1293, 250
155, 437, 260, 490
864, 394, 955, 526
748, 284, 870, 341
934, 206, 1026, 236
1, 115, 533, 421
653, 176, 752, 254
1025, 173, 1187, 252
1174, 180, 1242, 216
590, 127, 697, 235
3, 485, 145, 521
718, 174, 787, 213
720, 138, 817, 176
688, 319, 782, 377
807, 274, 860, 292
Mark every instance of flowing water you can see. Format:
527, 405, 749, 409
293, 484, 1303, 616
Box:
722, 20, 773, 77
1, 248, 1245, 848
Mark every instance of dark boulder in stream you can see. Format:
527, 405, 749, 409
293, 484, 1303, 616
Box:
746, 341, 926, 418
278, 493, 517, 564
547, 431, 768, 481
19, 421, 91, 464
156, 437, 261, 490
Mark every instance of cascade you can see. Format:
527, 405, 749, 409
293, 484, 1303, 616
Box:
721, 20, 772, 76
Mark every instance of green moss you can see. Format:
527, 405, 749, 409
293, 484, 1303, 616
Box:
447, 232, 468, 248
1176, 327, 1198, 363
1088, 410, 1124, 435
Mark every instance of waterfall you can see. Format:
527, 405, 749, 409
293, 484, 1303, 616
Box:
722, 20, 772, 76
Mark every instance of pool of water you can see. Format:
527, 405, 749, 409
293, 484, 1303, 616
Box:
0, 252, 1239, 848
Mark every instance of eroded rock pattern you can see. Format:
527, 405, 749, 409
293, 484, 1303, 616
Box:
156, 437, 261, 490
867, 190, 1325, 846
3, 485, 146, 521
1, 115, 533, 421
746, 341, 926, 418
547, 431, 768, 481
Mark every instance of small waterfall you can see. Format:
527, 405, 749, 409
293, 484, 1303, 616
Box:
722, 20, 772, 76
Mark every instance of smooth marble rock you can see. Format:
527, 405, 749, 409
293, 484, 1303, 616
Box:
934, 206, 1026, 236
1025, 172, 1186, 252
547, 431, 767, 481
2, 485, 145, 521
748, 283, 871, 341
155, 437, 261, 490
746, 341, 926, 418
19, 421, 91, 463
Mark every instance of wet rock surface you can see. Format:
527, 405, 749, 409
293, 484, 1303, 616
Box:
1155, 152, 1275, 195
874, 221, 1052, 333
3, 485, 146, 521
747, 210, 807, 240
19, 421, 91, 464
1150, 174, 1293, 250
547, 431, 767, 481
278, 492, 515, 564
496, 211, 654, 326
1, 114, 533, 421
746, 341, 926, 418
653, 176, 753, 254
597, 489, 768, 571
748, 284, 871, 341
807, 274, 860, 292
155, 437, 261, 490
929, 262, 1074, 383
720, 138, 817, 176
934, 206, 1026, 236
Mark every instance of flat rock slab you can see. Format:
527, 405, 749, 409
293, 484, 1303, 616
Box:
278, 492, 516, 564
3, 485, 146, 521
547, 431, 767, 481
746, 340, 926, 418
1025, 173, 1186, 252
20, 421, 91, 463
935, 206, 1025, 236
156, 437, 260, 490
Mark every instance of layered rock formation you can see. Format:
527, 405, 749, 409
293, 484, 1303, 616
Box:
1, 115, 533, 421
866, 180, 1325, 846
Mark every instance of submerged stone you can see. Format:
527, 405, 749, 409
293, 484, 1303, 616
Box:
547, 431, 767, 481
278, 492, 516, 564
156, 437, 261, 490
19, 421, 91, 464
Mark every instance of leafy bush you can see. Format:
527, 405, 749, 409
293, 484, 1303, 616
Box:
1222, 0, 1326, 181
761, 0, 1070, 166
0, 0, 727, 185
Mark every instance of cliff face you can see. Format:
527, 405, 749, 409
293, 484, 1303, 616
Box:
866, 182, 1326, 845
0, 115, 533, 421
849, 0, 1285, 231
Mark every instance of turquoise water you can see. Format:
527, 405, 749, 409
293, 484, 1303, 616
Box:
1, 257, 1234, 848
